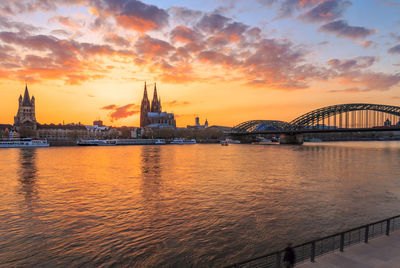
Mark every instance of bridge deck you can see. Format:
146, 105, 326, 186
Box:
297, 230, 400, 268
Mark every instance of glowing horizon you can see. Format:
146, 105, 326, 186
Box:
0, 0, 399, 127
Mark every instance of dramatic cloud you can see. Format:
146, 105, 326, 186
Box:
0, 31, 131, 84
388, 44, 400, 54
91, 0, 169, 32
319, 20, 376, 39
170, 25, 202, 44
102, 103, 139, 121
196, 13, 230, 34
135, 34, 174, 60
299, 0, 351, 23
327, 56, 377, 72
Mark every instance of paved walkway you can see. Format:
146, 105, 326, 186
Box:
297, 231, 400, 268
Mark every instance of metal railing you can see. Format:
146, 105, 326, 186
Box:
226, 214, 400, 268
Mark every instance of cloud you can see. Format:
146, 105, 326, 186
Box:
170, 25, 202, 43
327, 56, 377, 72
328, 87, 372, 93
336, 72, 400, 91
319, 20, 376, 39
102, 103, 140, 122
50, 15, 86, 29
196, 13, 231, 34
0, 16, 41, 34
103, 33, 130, 47
91, 0, 169, 32
168, 6, 203, 25
0, 31, 132, 84
360, 40, 377, 49
163, 100, 190, 107
388, 44, 400, 54
135, 34, 174, 58
299, 0, 351, 23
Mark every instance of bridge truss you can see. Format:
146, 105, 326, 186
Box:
232, 120, 292, 133
232, 103, 400, 133
290, 103, 400, 130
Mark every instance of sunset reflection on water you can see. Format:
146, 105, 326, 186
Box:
1, 142, 400, 267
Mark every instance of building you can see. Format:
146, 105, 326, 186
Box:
140, 82, 176, 128
187, 117, 208, 129
14, 84, 37, 131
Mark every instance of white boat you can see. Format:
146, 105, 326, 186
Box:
225, 138, 241, 144
220, 140, 229, 146
170, 138, 196, 144
77, 139, 165, 146
0, 138, 49, 148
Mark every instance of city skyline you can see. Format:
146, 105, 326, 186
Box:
0, 0, 399, 127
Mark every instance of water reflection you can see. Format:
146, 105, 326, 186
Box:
18, 148, 38, 208
140, 146, 163, 198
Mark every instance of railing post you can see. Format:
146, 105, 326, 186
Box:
311, 241, 315, 262
340, 233, 344, 252
276, 251, 281, 268
365, 225, 369, 243
386, 219, 390, 236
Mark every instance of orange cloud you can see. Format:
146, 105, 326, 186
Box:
102, 103, 140, 122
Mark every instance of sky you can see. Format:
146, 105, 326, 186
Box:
0, 0, 399, 127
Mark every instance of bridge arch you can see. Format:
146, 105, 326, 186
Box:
232, 120, 292, 133
290, 103, 400, 129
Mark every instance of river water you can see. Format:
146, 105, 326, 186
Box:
1, 142, 400, 267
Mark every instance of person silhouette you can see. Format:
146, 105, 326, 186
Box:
283, 242, 296, 268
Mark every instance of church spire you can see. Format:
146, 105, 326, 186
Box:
143, 81, 148, 99
153, 82, 158, 100
22, 84, 31, 106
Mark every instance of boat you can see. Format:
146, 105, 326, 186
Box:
225, 138, 241, 144
220, 140, 229, 146
0, 138, 49, 148
170, 138, 196, 144
155, 139, 166, 145
77, 139, 166, 146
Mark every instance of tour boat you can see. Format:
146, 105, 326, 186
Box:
170, 138, 196, 144
155, 139, 166, 145
0, 138, 49, 148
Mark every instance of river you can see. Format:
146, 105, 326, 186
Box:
1, 142, 400, 267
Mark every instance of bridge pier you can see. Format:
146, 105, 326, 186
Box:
279, 133, 304, 145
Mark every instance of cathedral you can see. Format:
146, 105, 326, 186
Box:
14, 84, 37, 131
140, 82, 176, 128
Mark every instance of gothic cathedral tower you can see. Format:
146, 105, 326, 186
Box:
150, 83, 161, 113
140, 82, 150, 127
14, 84, 37, 131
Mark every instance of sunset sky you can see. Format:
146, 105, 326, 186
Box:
0, 0, 399, 127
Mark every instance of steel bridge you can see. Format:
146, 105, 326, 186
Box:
231, 103, 400, 143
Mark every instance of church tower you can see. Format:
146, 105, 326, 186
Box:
14, 84, 37, 131
140, 82, 151, 127
151, 83, 161, 113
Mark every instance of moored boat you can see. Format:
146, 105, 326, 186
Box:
170, 138, 196, 144
0, 138, 49, 148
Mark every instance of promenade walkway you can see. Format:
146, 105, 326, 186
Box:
297, 230, 400, 268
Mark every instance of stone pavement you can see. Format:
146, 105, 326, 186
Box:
297, 231, 400, 268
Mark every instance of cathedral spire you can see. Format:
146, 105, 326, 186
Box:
153, 82, 158, 101
22, 84, 31, 106
143, 81, 148, 99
